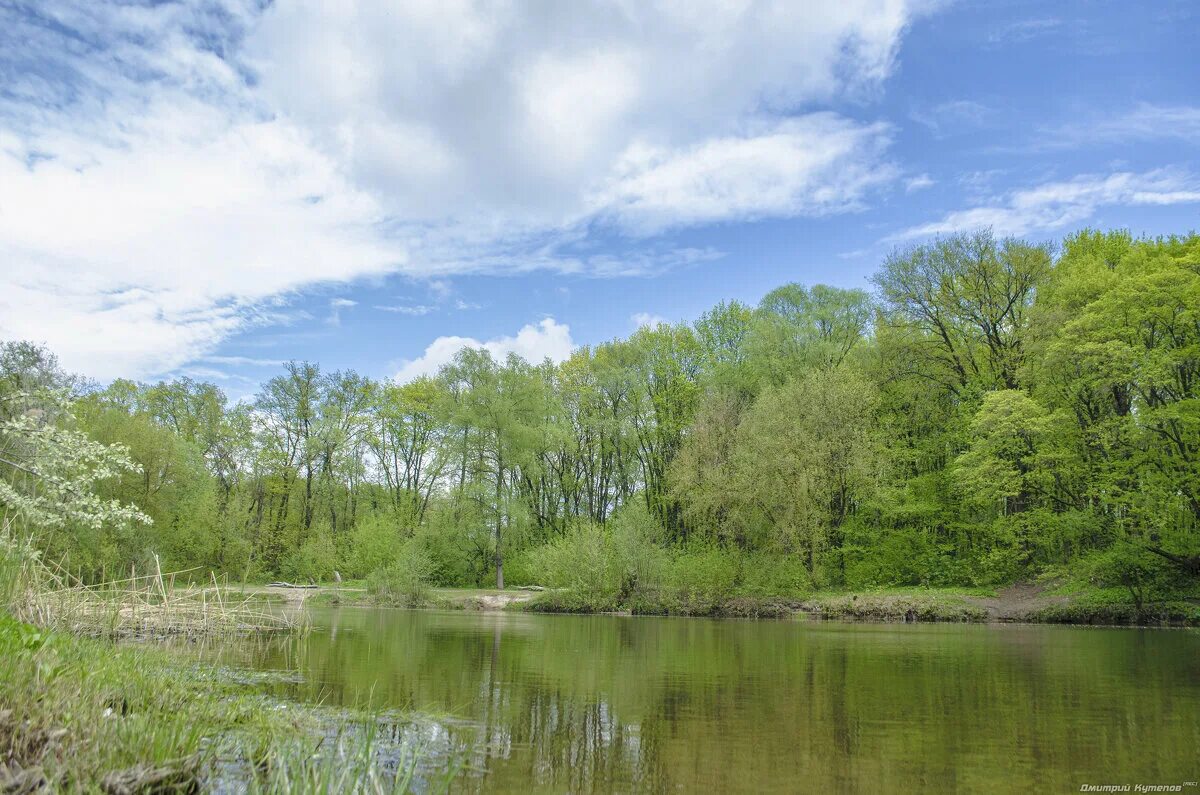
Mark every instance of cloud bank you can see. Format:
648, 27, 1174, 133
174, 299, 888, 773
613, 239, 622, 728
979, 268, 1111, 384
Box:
0, 0, 923, 379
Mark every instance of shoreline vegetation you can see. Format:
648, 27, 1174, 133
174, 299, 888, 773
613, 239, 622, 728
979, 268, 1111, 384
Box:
3, 230, 1197, 639
0, 611, 448, 794
296, 582, 1200, 626
0, 541, 451, 793
2, 228, 1198, 789
3, 231, 1198, 626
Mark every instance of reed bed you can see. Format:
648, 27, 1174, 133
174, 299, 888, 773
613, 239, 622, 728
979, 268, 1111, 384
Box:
3, 537, 302, 638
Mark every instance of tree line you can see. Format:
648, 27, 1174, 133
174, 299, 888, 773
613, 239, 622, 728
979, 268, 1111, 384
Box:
2, 229, 1197, 599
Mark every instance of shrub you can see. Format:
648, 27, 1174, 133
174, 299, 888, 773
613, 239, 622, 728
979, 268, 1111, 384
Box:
1085, 543, 1178, 619
608, 502, 667, 600
657, 544, 740, 614
281, 533, 338, 584
737, 552, 809, 598
523, 506, 670, 612
347, 515, 406, 578
526, 523, 619, 609
366, 545, 435, 607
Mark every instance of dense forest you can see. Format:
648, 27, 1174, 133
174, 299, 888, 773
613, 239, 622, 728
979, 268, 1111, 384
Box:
2, 229, 1198, 608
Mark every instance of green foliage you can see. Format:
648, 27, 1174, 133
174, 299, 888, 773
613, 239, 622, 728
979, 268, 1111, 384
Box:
4, 229, 1198, 616
367, 545, 436, 607
653, 544, 741, 614
1084, 544, 1180, 618
527, 523, 622, 610
0, 612, 446, 790
750, 283, 873, 381
283, 532, 338, 583
347, 514, 406, 578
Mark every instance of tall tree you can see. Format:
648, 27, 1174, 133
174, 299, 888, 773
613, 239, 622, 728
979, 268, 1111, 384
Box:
874, 230, 1051, 393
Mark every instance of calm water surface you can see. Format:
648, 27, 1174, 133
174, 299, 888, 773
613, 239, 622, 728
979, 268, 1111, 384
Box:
205, 607, 1199, 793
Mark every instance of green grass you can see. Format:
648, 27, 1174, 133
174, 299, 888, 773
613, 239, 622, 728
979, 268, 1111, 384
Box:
520, 588, 796, 618
520, 584, 999, 621
0, 612, 453, 792
802, 589, 989, 623
1028, 586, 1200, 626
231, 580, 1200, 627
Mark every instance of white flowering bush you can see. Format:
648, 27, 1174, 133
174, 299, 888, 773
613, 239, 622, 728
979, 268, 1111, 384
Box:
0, 391, 151, 538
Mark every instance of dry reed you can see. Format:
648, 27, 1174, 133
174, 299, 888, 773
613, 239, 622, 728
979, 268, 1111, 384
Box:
3, 536, 302, 638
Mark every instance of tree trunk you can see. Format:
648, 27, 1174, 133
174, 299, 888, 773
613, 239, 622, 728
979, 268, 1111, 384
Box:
495, 460, 505, 590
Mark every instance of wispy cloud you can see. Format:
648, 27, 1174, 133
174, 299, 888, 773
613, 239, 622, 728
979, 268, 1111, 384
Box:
597, 115, 898, 234
176, 366, 257, 384
201, 355, 287, 367
909, 100, 993, 138
375, 304, 435, 316
890, 169, 1200, 241
905, 174, 935, 193
987, 18, 1063, 45
325, 298, 357, 327
1045, 104, 1200, 148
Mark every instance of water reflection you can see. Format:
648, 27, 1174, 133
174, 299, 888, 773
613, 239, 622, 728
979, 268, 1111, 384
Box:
199, 608, 1200, 794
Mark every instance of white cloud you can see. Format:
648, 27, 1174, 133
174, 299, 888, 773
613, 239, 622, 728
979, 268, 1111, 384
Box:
375, 304, 435, 316
596, 115, 897, 234
0, 5, 400, 378
201, 355, 287, 368
891, 169, 1200, 241
0, 0, 927, 380
905, 174, 935, 192
0, 114, 399, 378
393, 318, 574, 383
1047, 104, 1200, 147
325, 298, 358, 326
909, 100, 993, 138
631, 312, 668, 329
986, 18, 1063, 45
246, 0, 919, 223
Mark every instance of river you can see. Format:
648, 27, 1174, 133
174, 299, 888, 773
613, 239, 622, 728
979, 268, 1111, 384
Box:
199, 606, 1199, 793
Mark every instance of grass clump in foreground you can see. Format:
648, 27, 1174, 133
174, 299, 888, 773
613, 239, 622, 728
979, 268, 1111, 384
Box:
0, 539, 453, 792
0, 612, 449, 793
2, 535, 300, 640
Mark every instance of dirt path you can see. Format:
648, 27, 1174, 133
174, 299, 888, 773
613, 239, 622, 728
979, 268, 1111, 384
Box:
967, 582, 1069, 621
467, 592, 536, 610
255, 585, 364, 604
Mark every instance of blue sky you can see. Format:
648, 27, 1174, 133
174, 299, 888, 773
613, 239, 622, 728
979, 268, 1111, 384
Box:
1, 0, 1198, 398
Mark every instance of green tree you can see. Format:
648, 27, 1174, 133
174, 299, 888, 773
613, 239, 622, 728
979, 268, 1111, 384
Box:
874, 230, 1051, 393
1034, 231, 1200, 575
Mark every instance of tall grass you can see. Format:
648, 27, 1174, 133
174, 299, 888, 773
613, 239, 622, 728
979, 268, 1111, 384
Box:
0, 613, 454, 793
1, 527, 300, 638
0, 527, 456, 792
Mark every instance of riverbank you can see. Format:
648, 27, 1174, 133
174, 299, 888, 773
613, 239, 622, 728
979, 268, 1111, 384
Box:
0, 612, 444, 792
270, 581, 1200, 626
527, 582, 1200, 625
